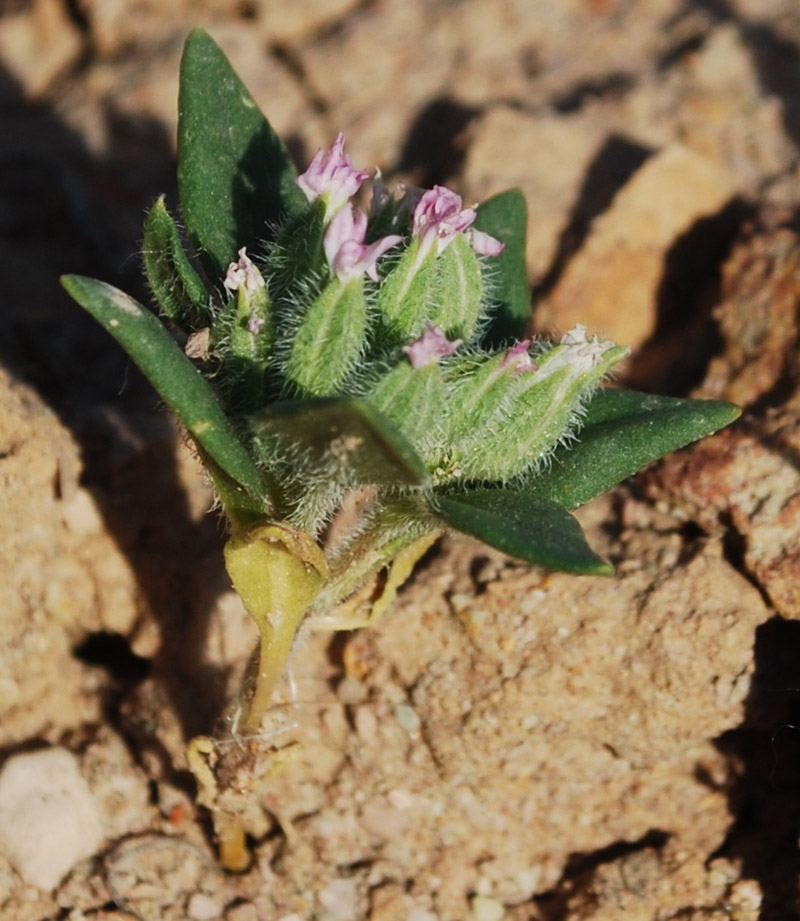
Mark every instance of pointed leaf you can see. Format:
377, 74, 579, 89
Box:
250, 398, 429, 487
525, 389, 741, 510
178, 28, 306, 280
474, 188, 530, 346
143, 196, 211, 330
430, 488, 612, 575
61, 275, 268, 505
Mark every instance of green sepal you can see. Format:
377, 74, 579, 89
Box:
285, 278, 367, 397
265, 200, 326, 300
430, 488, 612, 575
376, 237, 437, 342
222, 281, 273, 413
442, 342, 630, 483
177, 28, 305, 281
524, 389, 742, 510
431, 233, 483, 341
249, 398, 430, 487
61, 275, 269, 505
142, 196, 210, 331
367, 361, 446, 466
473, 188, 530, 346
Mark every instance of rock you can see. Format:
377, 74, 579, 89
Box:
187, 892, 224, 920
464, 106, 606, 283
0, 748, 103, 891
0, 369, 139, 746
0, 0, 83, 99
251, 0, 361, 44
318, 878, 361, 920
700, 209, 800, 408
538, 144, 737, 348
470, 895, 505, 921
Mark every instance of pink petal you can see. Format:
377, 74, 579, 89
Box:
499, 339, 536, 374
223, 247, 264, 296
412, 185, 477, 257
295, 133, 369, 221
402, 323, 462, 368
324, 205, 400, 283
470, 229, 505, 257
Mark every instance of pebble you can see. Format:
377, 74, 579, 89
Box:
393, 703, 421, 733
318, 878, 360, 920
187, 892, 224, 920
0, 748, 103, 891
470, 895, 505, 921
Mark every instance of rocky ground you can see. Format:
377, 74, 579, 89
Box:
2, 0, 800, 918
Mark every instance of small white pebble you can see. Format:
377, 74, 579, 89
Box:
319, 878, 359, 920
187, 892, 223, 920
470, 895, 505, 921
337, 676, 368, 704
0, 748, 103, 891
394, 704, 421, 732
474, 877, 492, 896
728, 878, 762, 911
408, 909, 438, 921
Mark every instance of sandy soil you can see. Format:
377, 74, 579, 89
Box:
2, 1, 800, 918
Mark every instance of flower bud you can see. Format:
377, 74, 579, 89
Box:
441, 327, 629, 482
284, 278, 368, 397
376, 186, 500, 345
215, 248, 272, 410
295, 133, 369, 224
368, 325, 461, 464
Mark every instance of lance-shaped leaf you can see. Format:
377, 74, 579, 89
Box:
61, 275, 269, 505
473, 188, 530, 346
178, 28, 306, 280
524, 389, 741, 510
430, 488, 612, 575
250, 398, 429, 487
143, 196, 210, 330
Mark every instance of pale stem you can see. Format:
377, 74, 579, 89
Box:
242, 607, 306, 733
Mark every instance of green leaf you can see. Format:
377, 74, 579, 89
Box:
525, 389, 741, 510
178, 28, 306, 280
474, 188, 530, 346
250, 398, 429, 487
61, 275, 269, 507
143, 196, 210, 330
430, 488, 612, 575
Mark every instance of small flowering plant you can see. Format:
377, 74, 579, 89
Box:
62, 30, 739, 734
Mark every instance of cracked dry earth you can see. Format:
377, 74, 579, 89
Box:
3, 0, 800, 919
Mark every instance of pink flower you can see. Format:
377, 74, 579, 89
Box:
557, 324, 615, 374
295, 133, 369, 223
499, 339, 537, 374
402, 323, 462, 368
412, 186, 477, 259
323, 205, 402, 284
469, 228, 505, 257
223, 248, 265, 298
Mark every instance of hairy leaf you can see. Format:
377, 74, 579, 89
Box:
61, 275, 268, 506
431, 488, 611, 575
178, 28, 305, 280
250, 398, 429, 487
143, 196, 210, 330
474, 188, 530, 345
525, 389, 741, 509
